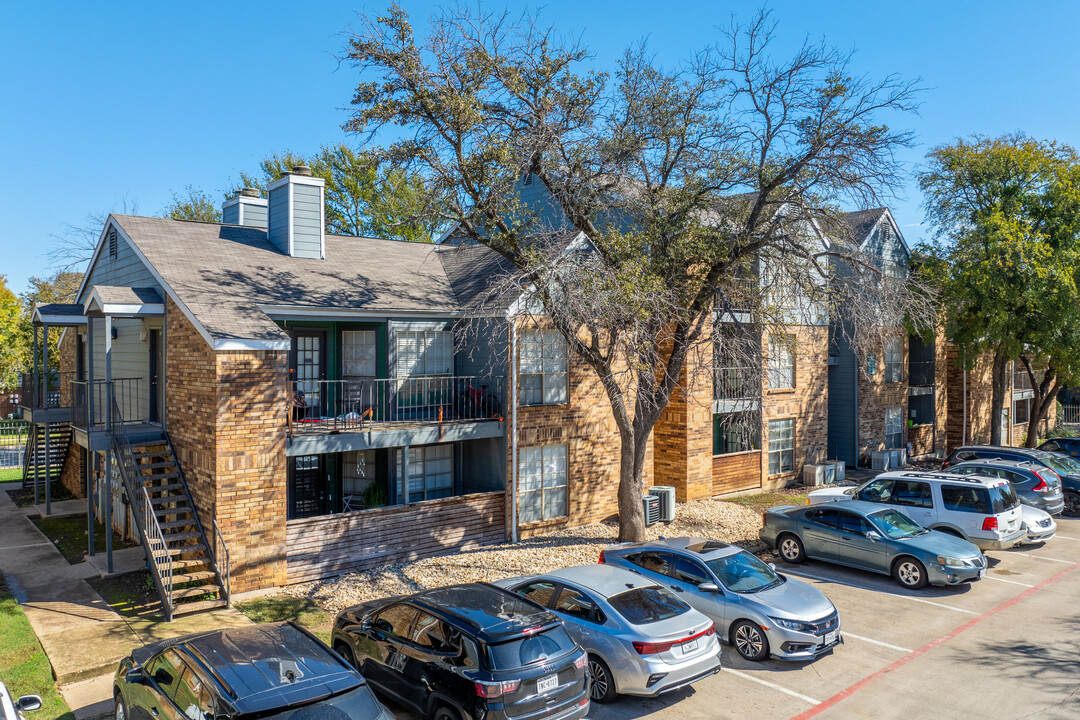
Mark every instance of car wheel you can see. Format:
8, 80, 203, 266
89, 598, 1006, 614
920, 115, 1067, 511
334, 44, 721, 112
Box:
1064, 491, 1080, 517
933, 527, 964, 539
432, 706, 461, 720
333, 642, 356, 668
588, 654, 616, 703
893, 557, 929, 589
114, 695, 127, 720
777, 533, 806, 563
731, 620, 770, 661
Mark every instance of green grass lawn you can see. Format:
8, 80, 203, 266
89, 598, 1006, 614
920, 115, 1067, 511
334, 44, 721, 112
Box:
31, 515, 137, 565
236, 596, 332, 645
0, 577, 74, 720
0, 468, 22, 483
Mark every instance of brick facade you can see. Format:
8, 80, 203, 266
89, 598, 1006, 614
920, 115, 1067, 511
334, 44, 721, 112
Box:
856, 336, 909, 463
653, 342, 713, 502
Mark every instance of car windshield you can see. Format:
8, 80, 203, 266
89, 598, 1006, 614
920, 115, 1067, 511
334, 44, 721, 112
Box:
870, 509, 927, 539
704, 551, 783, 593
988, 482, 1020, 513
1043, 454, 1080, 475
486, 625, 577, 670
607, 587, 689, 625
256, 684, 380, 720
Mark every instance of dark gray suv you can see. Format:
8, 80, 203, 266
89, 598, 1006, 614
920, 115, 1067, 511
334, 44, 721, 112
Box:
943, 445, 1080, 516
946, 459, 1065, 515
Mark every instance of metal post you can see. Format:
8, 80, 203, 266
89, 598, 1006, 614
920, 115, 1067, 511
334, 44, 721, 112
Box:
510, 320, 519, 543
32, 324, 39, 506
161, 307, 167, 433
32, 324, 39, 407
43, 323, 50, 516
87, 450, 95, 557
105, 316, 113, 432
104, 448, 113, 573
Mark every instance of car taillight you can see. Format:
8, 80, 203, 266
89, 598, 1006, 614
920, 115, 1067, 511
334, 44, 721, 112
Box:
633, 624, 715, 655
1031, 471, 1051, 492
762, 512, 768, 526
941, 461, 949, 469
598, 549, 606, 564
474, 680, 520, 699
574, 653, 587, 670
704, 622, 716, 636
982, 517, 998, 531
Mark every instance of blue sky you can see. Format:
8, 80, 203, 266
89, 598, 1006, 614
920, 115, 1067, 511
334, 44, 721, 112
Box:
2, 1, 1078, 295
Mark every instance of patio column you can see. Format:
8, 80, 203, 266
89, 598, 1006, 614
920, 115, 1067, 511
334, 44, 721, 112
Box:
104, 447, 113, 573
43, 322, 50, 516
32, 324, 38, 506
87, 448, 94, 557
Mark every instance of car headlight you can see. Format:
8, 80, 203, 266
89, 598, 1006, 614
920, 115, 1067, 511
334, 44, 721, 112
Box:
936, 556, 966, 568
768, 616, 811, 632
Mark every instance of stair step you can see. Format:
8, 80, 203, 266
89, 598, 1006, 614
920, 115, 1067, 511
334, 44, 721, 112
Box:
171, 598, 228, 616
136, 461, 175, 471
144, 483, 184, 494
162, 543, 208, 557
170, 570, 218, 584
149, 496, 188, 507
142, 471, 179, 481
170, 584, 221, 601
168, 557, 213, 570
158, 519, 196, 531
164, 531, 202, 543
154, 507, 193, 519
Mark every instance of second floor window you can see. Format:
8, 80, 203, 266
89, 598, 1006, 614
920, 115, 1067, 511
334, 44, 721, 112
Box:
767, 334, 795, 390
520, 330, 568, 405
396, 330, 452, 378
884, 338, 903, 383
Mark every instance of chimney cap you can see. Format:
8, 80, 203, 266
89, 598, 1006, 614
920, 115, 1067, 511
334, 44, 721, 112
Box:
290, 165, 313, 177
239, 187, 261, 198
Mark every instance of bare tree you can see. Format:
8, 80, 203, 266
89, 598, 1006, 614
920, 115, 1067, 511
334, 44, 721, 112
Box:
48, 196, 140, 273
345, 5, 933, 540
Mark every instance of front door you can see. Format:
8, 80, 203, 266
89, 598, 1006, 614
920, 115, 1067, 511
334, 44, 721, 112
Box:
291, 330, 327, 420
288, 455, 327, 519
148, 329, 161, 423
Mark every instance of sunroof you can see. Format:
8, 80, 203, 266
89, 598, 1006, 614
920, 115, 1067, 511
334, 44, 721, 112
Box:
686, 540, 730, 554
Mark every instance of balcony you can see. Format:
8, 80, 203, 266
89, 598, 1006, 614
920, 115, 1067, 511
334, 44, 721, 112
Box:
70, 378, 152, 449
908, 361, 935, 388
18, 371, 81, 423
287, 376, 506, 455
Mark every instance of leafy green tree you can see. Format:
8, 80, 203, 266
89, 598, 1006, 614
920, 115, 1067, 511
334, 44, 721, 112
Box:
164, 185, 222, 222
344, 6, 927, 539
919, 134, 1080, 445
0, 276, 27, 391
238, 144, 438, 241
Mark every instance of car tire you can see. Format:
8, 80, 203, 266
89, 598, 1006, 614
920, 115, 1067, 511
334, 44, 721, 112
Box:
892, 556, 929, 589
333, 642, 356, 668
777, 533, 806, 563
1064, 491, 1080, 517
432, 705, 461, 720
114, 695, 127, 720
731, 620, 770, 661
588, 654, 617, 703
933, 527, 965, 539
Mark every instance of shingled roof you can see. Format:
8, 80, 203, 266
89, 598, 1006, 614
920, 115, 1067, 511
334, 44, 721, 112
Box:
108, 215, 519, 349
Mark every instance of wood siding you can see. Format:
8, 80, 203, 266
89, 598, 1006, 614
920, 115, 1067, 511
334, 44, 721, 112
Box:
713, 451, 762, 495
285, 491, 506, 584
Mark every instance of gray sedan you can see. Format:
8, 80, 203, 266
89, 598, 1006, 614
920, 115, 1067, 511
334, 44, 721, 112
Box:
494, 564, 721, 702
760, 500, 986, 588
600, 537, 840, 662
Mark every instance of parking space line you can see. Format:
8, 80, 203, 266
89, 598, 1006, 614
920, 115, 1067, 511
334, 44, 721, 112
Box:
1053, 535, 1080, 541
788, 559, 1080, 720
982, 575, 1034, 588
778, 568, 979, 615
722, 668, 820, 705
839, 632, 911, 653
1024, 554, 1074, 564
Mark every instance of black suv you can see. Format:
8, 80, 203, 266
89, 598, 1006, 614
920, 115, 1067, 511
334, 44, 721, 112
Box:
943, 445, 1080, 516
332, 583, 590, 720
113, 622, 389, 720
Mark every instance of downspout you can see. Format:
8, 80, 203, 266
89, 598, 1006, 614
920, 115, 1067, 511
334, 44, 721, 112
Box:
510, 320, 519, 543
963, 367, 968, 447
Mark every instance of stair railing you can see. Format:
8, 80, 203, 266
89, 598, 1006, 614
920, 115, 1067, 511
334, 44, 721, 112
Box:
212, 518, 231, 607
141, 486, 174, 620
109, 390, 174, 622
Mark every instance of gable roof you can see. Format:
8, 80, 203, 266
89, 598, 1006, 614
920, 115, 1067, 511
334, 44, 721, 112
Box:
837, 207, 910, 255
101, 215, 517, 350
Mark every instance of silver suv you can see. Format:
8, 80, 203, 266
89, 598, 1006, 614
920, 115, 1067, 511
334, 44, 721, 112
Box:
808, 471, 1026, 550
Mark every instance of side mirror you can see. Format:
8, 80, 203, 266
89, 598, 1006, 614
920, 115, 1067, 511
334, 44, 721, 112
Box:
124, 667, 145, 684
16, 696, 42, 713
767, 563, 776, 571
697, 583, 720, 593
865, 531, 883, 542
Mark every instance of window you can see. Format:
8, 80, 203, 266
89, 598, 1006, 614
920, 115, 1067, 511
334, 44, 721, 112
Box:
856, 479, 893, 503
805, 508, 839, 527
714, 327, 759, 400
607, 587, 688, 625
396, 330, 453, 415
712, 411, 760, 455
397, 444, 453, 503
767, 334, 795, 390
628, 551, 673, 576
343, 450, 386, 510
940, 485, 989, 514
890, 480, 932, 508
866, 354, 876, 376
554, 587, 601, 622
146, 651, 185, 699
1014, 396, 1031, 425
514, 581, 558, 607
288, 455, 326, 519
173, 666, 214, 720
835, 512, 870, 536
410, 612, 454, 652
518, 444, 568, 523
371, 604, 419, 639
520, 330, 568, 405
342, 330, 377, 378
673, 556, 710, 585
768, 418, 794, 475
884, 339, 903, 383
909, 394, 934, 426
885, 406, 904, 449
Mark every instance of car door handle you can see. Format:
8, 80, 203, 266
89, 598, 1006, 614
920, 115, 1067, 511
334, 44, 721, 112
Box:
150, 709, 160, 717
669, 585, 684, 592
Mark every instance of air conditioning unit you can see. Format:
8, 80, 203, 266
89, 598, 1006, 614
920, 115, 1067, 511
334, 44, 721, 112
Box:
649, 486, 676, 522
890, 448, 907, 468
833, 461, 846, 483
642, 494, 661, 526
871, 451, 891, 471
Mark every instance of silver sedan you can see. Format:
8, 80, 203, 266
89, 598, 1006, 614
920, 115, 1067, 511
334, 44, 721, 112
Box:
495, 564, 721, 703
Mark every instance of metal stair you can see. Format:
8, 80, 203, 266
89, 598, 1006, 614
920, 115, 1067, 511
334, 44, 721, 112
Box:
108, 397, 230, 621
21, 423, 72, 489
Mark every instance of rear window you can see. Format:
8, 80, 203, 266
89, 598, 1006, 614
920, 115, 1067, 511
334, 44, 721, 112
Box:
607, 587, 689, 625
486, 625, 577, 670
940, 483, 1019, 514
988, 482, 1020, 513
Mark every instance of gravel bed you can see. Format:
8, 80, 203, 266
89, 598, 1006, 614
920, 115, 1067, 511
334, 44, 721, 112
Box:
283, 498, 765, 615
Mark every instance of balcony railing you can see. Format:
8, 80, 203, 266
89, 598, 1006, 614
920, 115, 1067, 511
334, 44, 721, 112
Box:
908, 361, 935, 387
19, 371, 80, 409
288, 376, 505, 435
714, 367, 760, 401
72, 378, 144, 431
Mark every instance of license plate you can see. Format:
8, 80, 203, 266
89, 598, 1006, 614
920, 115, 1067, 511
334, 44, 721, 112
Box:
536, 674, 559, 694
680, 638, 699, 654
979, 568, 986, 578
822, 630, 838, 646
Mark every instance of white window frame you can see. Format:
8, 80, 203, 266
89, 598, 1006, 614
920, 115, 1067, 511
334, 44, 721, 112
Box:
396, 444, 454, 503
884, 338, 903, 383
885, 406, 904, 449
768, 418, 794, 476
519, 330, 568, 406
342, 330, 377, 378
767, 334, 795, 390
518, 444, 568, 523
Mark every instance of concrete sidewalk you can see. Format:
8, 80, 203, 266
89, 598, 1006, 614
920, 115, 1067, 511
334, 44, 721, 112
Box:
0, 490, 250, 720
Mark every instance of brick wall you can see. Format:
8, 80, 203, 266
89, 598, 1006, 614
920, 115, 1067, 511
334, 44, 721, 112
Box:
855, 335, 909, 464
653, 340, 713, 501
510, 319, 653, 538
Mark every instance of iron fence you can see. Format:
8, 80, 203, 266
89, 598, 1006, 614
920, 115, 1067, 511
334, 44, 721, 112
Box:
72, 378, 143, 430
0, 419, 29, 469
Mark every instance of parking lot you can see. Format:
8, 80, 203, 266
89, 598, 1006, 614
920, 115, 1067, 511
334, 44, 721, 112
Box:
586, 515, 1080, 720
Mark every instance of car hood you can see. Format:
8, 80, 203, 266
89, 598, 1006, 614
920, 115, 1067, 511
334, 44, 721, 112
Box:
744, 575, 835, 621
806, 487, 856, 504
1020, 504, 1052, 528
898, 530, 981, 558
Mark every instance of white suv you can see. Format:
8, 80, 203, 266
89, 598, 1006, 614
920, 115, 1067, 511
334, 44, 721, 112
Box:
808, 471, 1026, 550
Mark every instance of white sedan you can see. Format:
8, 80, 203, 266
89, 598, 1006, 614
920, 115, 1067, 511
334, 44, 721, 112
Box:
1020, 505, 1056, 543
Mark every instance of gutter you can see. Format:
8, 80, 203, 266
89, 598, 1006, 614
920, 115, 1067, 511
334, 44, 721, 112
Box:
510, 321, 519, 543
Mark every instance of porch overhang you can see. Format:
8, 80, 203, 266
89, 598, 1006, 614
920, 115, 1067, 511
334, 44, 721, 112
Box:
32, 303, 87, 327
286, 420, 506, 456
84, 286, 164, 317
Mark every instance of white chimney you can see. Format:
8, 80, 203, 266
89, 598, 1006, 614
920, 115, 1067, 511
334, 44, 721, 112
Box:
266, 166, 326, 259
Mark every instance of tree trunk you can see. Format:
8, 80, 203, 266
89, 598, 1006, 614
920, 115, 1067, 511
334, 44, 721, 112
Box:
989, 351, 1008, 445
615, 424, 646, 542
1026, 373, 1060, 448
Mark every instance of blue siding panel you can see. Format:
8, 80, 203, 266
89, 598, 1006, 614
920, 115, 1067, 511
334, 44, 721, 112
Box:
267, 185, 290, 254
